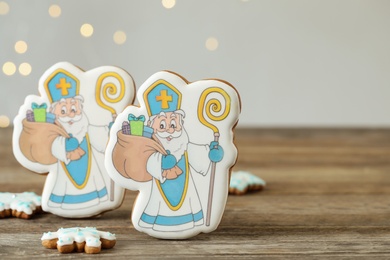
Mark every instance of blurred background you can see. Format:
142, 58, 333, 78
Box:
0, 0, 389, 128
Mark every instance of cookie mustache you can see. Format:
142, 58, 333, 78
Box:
58, 114, 82, 123
156, 129, 182, 139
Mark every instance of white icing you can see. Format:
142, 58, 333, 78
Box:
41, 231, 57, 240
0, 192, 41, 215
230, 171, 266, 191
98, 230, 116, 240
41, 227, 116, 247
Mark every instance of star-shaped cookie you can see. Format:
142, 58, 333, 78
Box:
0, 192, 42, 219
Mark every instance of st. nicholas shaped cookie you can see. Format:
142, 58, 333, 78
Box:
13, 62, 135, 218
105, 71, 241, 239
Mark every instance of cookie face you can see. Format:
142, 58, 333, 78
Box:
229, 171, 266, 195
105, 71, 241, 239
41, 227, 116, 254
0, 192, 42, 219
13, 62, 135, 218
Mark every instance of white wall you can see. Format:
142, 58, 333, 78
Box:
1, 0, 390, 127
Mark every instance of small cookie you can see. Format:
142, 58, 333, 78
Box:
0, 192, 42, 219
41, 227, 116, 254
229, 171, 266, 195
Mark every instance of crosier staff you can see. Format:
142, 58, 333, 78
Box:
198, 87, 231, 226
96, 72, 126, 201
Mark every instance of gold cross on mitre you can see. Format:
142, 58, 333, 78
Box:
156, 89, 172, 109
56, 78, 71, 96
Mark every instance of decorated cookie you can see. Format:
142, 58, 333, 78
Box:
41, 227, 116, 254
13, 62, 135, 218
105, 71, 241, 239
0, 192, 42, 219
229, 171, 266, 195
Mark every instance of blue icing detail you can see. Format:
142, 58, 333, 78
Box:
65, 137, 79, 152
161, 153, 176, 170
141, 211, 204, 226
20, 202, 31, 207
46, 72, 77, 102
62, 191, 97, 204
155, 214, 192, 226
159, 155, 186, 207
152, 210, 204, 226
64, 136, 89, 186
49, 187, 107, 204
142, 126, 154, 138
208, 143, 224, 163
140, 213, 157, 224
147, 83, 180, 116
49, 194, 63, 203
193, 210, 204, 222
98, 188, 107, 198
46, 113, 56, 123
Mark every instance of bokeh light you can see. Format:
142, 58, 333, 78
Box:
80, 23, 94, 37
19, 62, 32, 76
113, 31, 127, 45
0, 115, 10, 128
15, 40, 28, 54
48, 4, 61, 18
205, 37, 219, 51
2, 62, 16, 76
162, 0, 176, 9
0, 1, 9, 15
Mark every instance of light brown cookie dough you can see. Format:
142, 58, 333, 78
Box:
229, 171, 266, 195
41, 227, 116, 254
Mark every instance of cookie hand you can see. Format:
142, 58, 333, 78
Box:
65, 134, 79, 152
109, 114, 117, 130
161, 150, 177, 170
162, 166, 182, 180
66, 147, 85, 161
209, 141, 224, 163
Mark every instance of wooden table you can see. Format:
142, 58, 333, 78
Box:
1, 127, 390, 259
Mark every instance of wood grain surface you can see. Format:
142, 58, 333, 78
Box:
1, 127, 390, 259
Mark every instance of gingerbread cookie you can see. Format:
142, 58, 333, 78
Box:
0, 192, 42, 219
41, 227, 116, 254
105, 71, 241, 239
229, 171, 266, 195
13, 62, 135, 218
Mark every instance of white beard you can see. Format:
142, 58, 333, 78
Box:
59, 112, 89, 143
155, 127, 189, 161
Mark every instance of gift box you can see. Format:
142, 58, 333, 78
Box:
32, 103, 47, 123
128, 114, 145, 136
26, 110, 35, 122
46, 113, 56, 124
122, 121, 130, 135
142, 126, 154, 138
